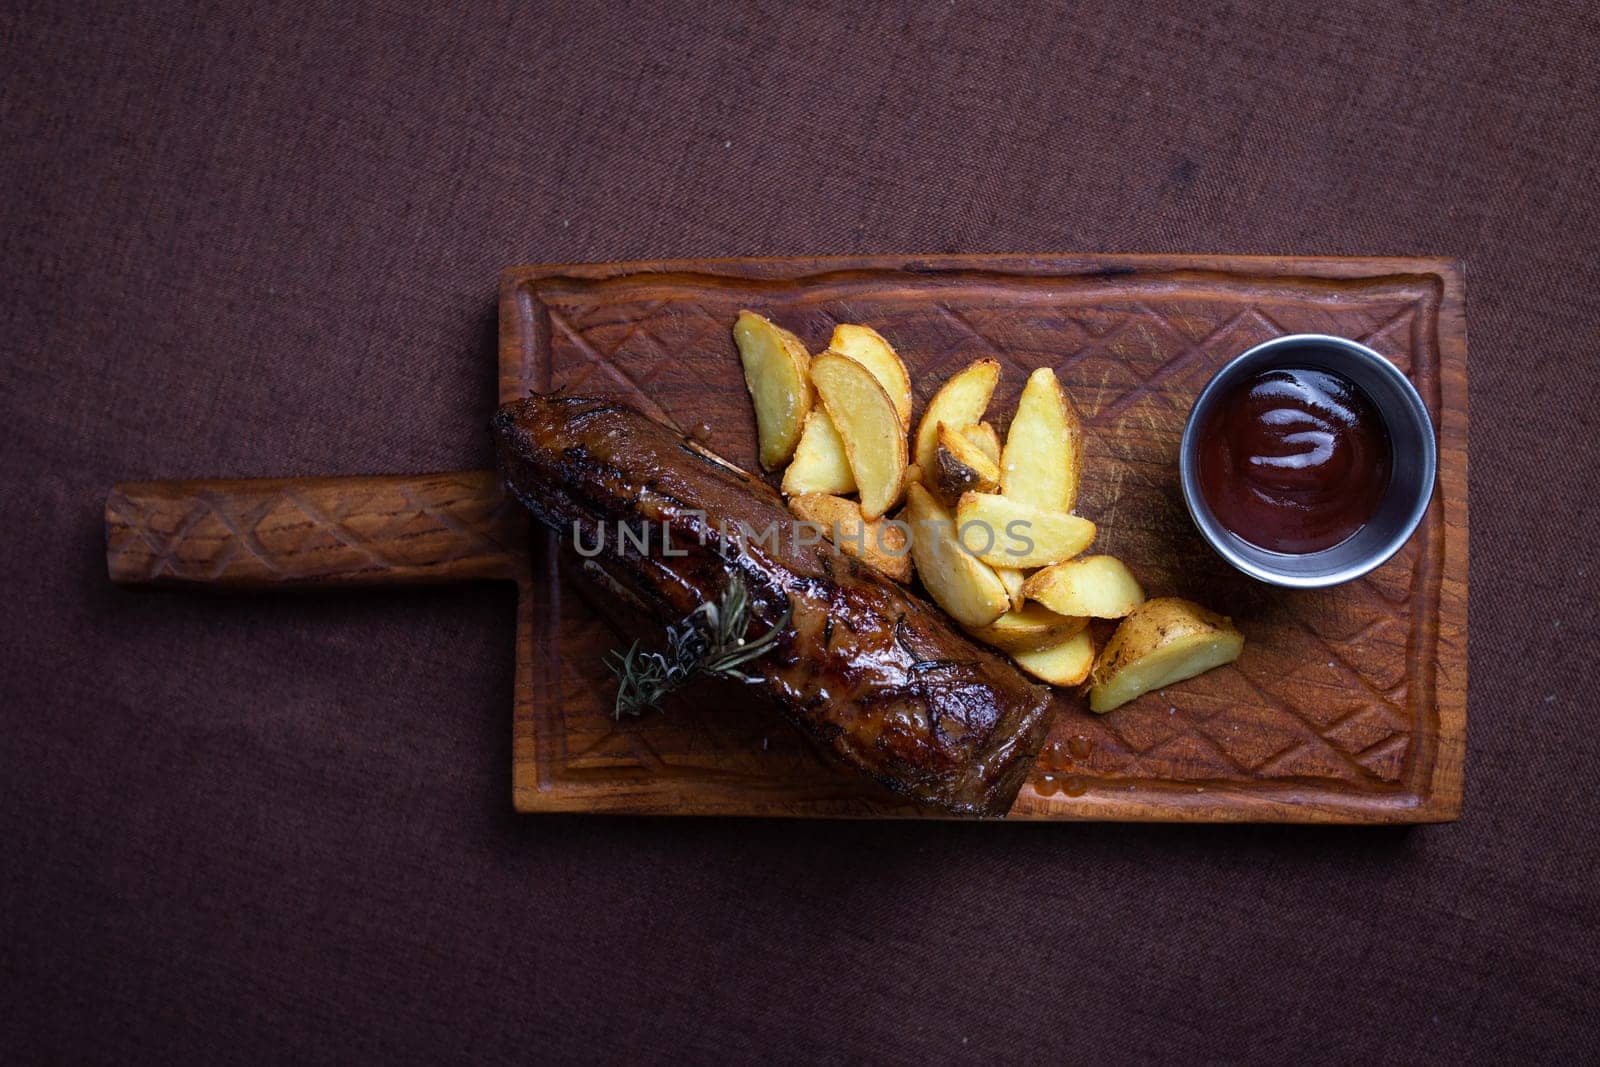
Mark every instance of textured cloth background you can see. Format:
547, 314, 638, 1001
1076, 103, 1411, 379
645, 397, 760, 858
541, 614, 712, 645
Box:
4, 0, 1598, 1062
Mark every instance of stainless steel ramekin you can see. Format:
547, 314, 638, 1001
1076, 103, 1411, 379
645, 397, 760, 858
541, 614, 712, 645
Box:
1178, 334, 1437, 588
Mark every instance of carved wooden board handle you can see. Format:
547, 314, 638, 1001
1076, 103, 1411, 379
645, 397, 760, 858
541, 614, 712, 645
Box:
105, 471, 525, 588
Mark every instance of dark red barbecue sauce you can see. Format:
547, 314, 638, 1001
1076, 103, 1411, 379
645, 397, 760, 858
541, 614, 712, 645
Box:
1198, 367, 1392, 554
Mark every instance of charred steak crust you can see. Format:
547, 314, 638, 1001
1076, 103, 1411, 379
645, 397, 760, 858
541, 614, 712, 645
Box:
493, 394, 1053, 816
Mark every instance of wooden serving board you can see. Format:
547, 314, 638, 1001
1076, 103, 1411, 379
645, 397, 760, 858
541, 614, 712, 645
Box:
498, 254, 1467, 822
107, 254, 1467, 823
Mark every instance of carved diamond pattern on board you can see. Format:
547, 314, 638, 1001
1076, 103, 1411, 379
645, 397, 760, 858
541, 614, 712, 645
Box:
106, 479, 521, 583
525, 272, 1439, 795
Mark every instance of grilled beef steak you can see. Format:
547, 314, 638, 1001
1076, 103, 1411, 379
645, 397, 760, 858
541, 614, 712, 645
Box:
492, 393, 1053, 815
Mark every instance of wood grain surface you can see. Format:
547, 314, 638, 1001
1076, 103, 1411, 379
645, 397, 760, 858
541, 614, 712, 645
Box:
499, 254, 1467, 822
106, 471, 526, 587
102, 254, 1467, 822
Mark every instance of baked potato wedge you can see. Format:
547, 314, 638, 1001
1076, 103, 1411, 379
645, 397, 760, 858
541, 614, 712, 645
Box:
828, 324, 913, 429
733, 310, 814, 470
811, 352, 908, 519
1000, 367, 1084, 512
1010, 627, 1096, 687
965, 422, 1001, 464
1087, 598, 1244, 713
1022, 554, 1144, 618
904, 482, 1009, 628
965, 603, 1087, 654
954, 492, 1097, 569
930, 422, 1001, 506
787, 492, 912, 583
781, 410, 856, 496
994, 565, 1027, 612
913, 359, 1001, 476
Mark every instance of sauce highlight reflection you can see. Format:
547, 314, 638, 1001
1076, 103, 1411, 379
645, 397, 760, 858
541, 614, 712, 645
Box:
1198, 367, 1392, 554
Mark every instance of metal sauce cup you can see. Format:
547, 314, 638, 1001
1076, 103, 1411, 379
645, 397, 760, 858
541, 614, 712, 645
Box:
1178, 334, 1437, 588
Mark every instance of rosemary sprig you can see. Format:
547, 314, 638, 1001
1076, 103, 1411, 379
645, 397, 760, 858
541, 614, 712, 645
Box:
605, 576, 792, 718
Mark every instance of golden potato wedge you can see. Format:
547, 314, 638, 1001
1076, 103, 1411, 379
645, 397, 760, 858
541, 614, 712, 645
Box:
913, 358, 1001, 476
1000, 367, 1084, 512
965, 603, 1087, 653
1022, 554, 1144, 618
954, 492, 1096, 569
733, 310, 814, 470
930, 422, 1001, 506
781, 410, 856, 496
964, 421, 1001, 464
1011, 627, 1096, 687
811, 352, 908, 519
994, 565, 1027, 612
904, 482, 1008, 628
828, 324, 912, 429
788, 492, 912, 582
1088, 598, 1244, 713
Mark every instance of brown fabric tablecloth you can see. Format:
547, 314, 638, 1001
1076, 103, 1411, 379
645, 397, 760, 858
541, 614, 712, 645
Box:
5, 1, 1597, 1062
